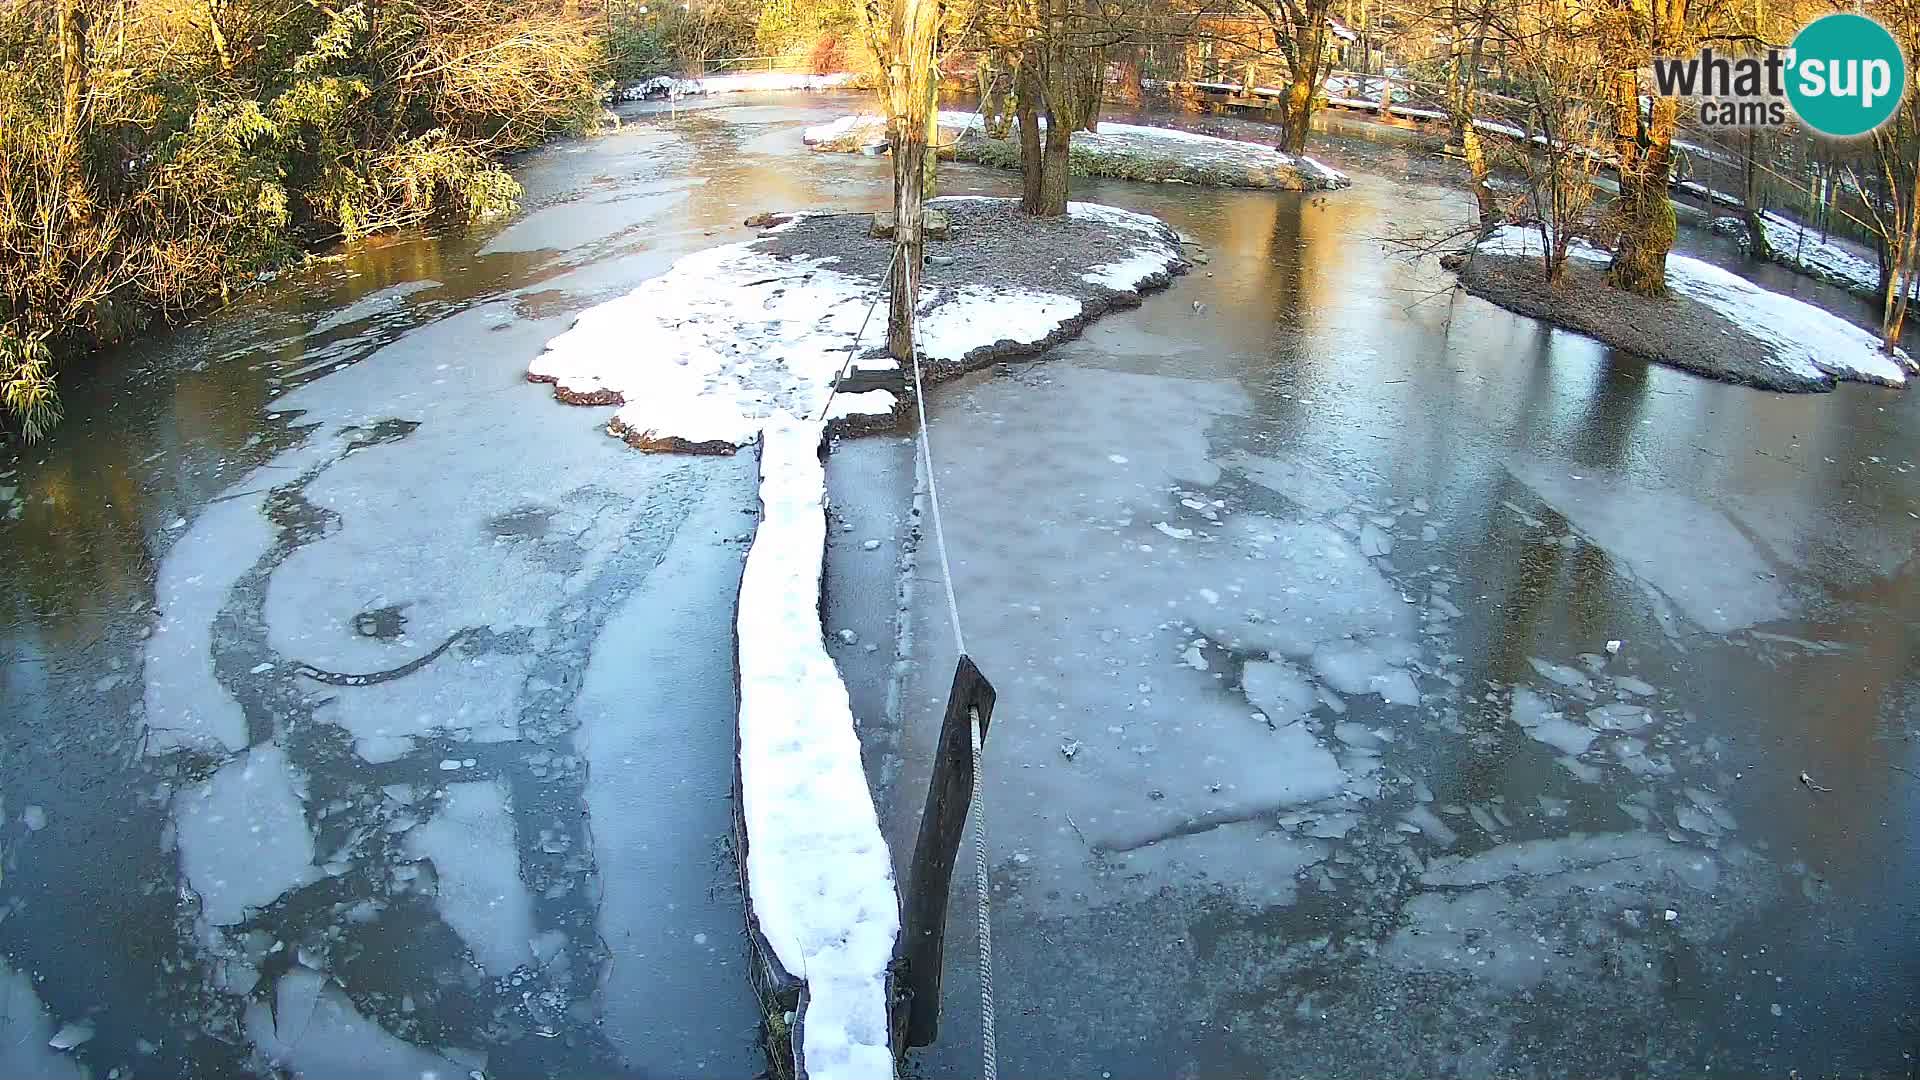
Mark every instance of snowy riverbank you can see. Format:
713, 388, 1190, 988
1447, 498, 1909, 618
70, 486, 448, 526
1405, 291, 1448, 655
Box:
1453, 225, 1915, 392
614, 71, 859, 102
803, 112, 1350, 191
527, 195, 1186, 1077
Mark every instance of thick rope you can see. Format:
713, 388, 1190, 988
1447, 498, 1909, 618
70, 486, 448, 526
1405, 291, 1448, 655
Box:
905, 275, 993, 1080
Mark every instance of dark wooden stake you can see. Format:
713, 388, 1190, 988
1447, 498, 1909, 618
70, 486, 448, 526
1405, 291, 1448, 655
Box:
900, 653, 996, 1048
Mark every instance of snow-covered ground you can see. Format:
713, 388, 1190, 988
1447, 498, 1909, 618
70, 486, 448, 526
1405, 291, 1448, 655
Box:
619, 71, 857, 101
1477, 224, 1915, 388
802, 113, 1351, 189
736, 418, 898, 1080
1748, 210, 1918, 301
530, 200, 1186, 450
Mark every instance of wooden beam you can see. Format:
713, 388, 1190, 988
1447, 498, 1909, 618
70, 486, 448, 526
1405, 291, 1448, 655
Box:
899, 654, 997, 1048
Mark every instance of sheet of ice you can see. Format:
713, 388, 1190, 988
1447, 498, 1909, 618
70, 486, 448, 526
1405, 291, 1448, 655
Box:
144, 496, 271, 754
1311, 641, 1418, 704
404, 781, 533, 977
1506, 458, 1790, 633
0, 962, 84, 1080
736, 419, 897, 1080
175, 745, 318, 925
1223, 451, 1355, 514
246, 966, 482, 1079
311, 280, 439, 335
1388, 833, 1717, 990
1476, 224, 1912, 387
1241, 659, 1316, 726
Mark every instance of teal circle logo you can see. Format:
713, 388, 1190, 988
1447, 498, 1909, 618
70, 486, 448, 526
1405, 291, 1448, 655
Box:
1786, 13, 1907, 137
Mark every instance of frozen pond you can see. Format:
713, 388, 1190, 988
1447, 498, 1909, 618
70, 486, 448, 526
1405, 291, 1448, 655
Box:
1, 93, 1917, 1079
882, 114, 1920, 1077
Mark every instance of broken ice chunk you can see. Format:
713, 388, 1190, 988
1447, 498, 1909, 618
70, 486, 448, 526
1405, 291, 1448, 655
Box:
1241, 660, 1315, 726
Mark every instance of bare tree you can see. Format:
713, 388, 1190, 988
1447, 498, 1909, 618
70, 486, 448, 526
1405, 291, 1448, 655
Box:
858, 0, 939, 355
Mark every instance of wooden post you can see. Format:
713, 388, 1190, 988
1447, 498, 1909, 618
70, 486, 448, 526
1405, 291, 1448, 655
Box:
900, 654, 996, 1047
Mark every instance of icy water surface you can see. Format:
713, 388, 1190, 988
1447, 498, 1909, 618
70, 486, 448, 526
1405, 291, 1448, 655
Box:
883, 137, 1920, 1077
0, 94, 895, 1080
2, 93, 1916, 1079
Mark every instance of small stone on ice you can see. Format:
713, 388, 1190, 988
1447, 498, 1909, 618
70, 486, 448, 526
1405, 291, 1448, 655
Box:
862, 539, 881, 550
837, 628, 858, 645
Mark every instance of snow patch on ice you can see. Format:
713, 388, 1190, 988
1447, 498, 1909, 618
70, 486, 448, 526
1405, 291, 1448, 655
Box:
736, 419, 897, 1080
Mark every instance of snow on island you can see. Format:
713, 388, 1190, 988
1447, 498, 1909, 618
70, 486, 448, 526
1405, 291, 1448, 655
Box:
615, 71, 858, 101
527, 196, 1186, 1078
802, 112, 1351, 191
529, 197, 1188, 451
1459, 224, 1915, 392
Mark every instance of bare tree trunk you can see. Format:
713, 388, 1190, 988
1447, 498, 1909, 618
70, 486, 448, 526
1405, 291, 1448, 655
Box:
1743, 129, 1769, 260
1017, 59, 1045, 214
1281, 70, 1313, 153
1037, 111, 1071, 215
1463, 125, 1497, 224
1278, 0, 1330, 155
1605, 72, 1678, 296
56, 0, 91, 216
1883, 176, 1919, 350
1113, 47, 1144, 106
877, 0, 938, 361
889, 131, 928, 359
205, 0, 233, 73
58, 0, 89, 141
